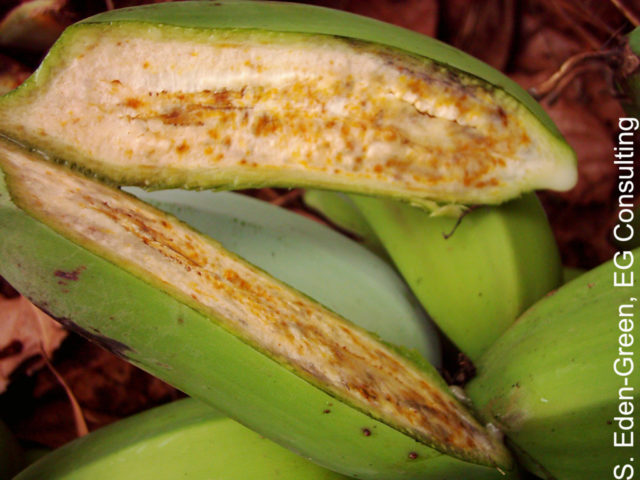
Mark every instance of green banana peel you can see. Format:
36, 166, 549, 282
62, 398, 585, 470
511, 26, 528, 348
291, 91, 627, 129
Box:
350, 194, 562, 361
14, 398, 350, 480
0, 1, 575, 210
303, 189, 388, 258
0, 139, 514, 479
466, 250, 640, 480
129, 188, 440, 365
562, 266, 585, 284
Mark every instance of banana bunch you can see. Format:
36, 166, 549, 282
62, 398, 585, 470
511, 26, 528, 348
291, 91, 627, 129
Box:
0, 1, 582, 479
466, 250, 640, 480
14, 398, 350, 480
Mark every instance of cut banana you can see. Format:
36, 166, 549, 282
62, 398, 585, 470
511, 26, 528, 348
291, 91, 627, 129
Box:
0, 138, 513, 479
0, 1, 575, 209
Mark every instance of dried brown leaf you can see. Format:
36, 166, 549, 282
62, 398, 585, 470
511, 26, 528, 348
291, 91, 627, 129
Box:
0, 0, 72, 52
5, 338, 181, 448
32, 340, 181, 421
344, 0, 438, 37
296, 0, 438, 37
0, 53, 31, 95
440, 0, 515, 70
0, 296, 67, 393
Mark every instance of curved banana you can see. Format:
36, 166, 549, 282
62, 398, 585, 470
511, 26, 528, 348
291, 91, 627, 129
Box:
466, 250, 640, 479
0, 1, 575, 211
0, 138, 514, 479
129, 187, 440, 365
302, 189, 387, 257
349, 194, 562, 361
13, 398, 349, 480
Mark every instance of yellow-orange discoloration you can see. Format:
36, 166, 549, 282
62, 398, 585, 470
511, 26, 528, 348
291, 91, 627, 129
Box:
0, 29, 549, 206
176, 141, 190, 154
124, 97, 144, 109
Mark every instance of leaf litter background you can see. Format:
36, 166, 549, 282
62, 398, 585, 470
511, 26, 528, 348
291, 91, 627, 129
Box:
0, 0, 638, 467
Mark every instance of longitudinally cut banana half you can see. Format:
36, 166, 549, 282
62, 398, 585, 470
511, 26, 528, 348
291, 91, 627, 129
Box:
466, 250, 640, 480
0, 1, 575, 210
128, 188, 441, 365
14, 398, 350, 480
0, 139, 515, 479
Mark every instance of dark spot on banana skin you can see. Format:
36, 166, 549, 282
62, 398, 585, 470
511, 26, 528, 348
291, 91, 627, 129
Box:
408, 452, 419, 460
362, 428, 371, 437
54, 266, 86, 285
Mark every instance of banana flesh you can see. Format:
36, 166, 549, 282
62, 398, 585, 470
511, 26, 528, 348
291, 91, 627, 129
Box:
0, 1, 575, 209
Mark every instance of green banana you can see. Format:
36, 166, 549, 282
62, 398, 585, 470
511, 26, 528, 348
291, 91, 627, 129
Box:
14, 398, 349, 479
303, 189, 386, 257
349, 194, 562, 361
0, 1, 575, 211
0, 138, 515, 479
562, 266, 585, 284
466, 249, 640, 479
128, 187, 441, 365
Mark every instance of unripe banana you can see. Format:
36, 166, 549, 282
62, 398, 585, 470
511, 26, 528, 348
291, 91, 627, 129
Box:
0, 138, 515, 479
14, 398, 350, 480
129, 187, 440, 365
466, 250, 640, 479
0, 1, 575, 211
349, 194, 562, 361
303, 189, 386, 257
